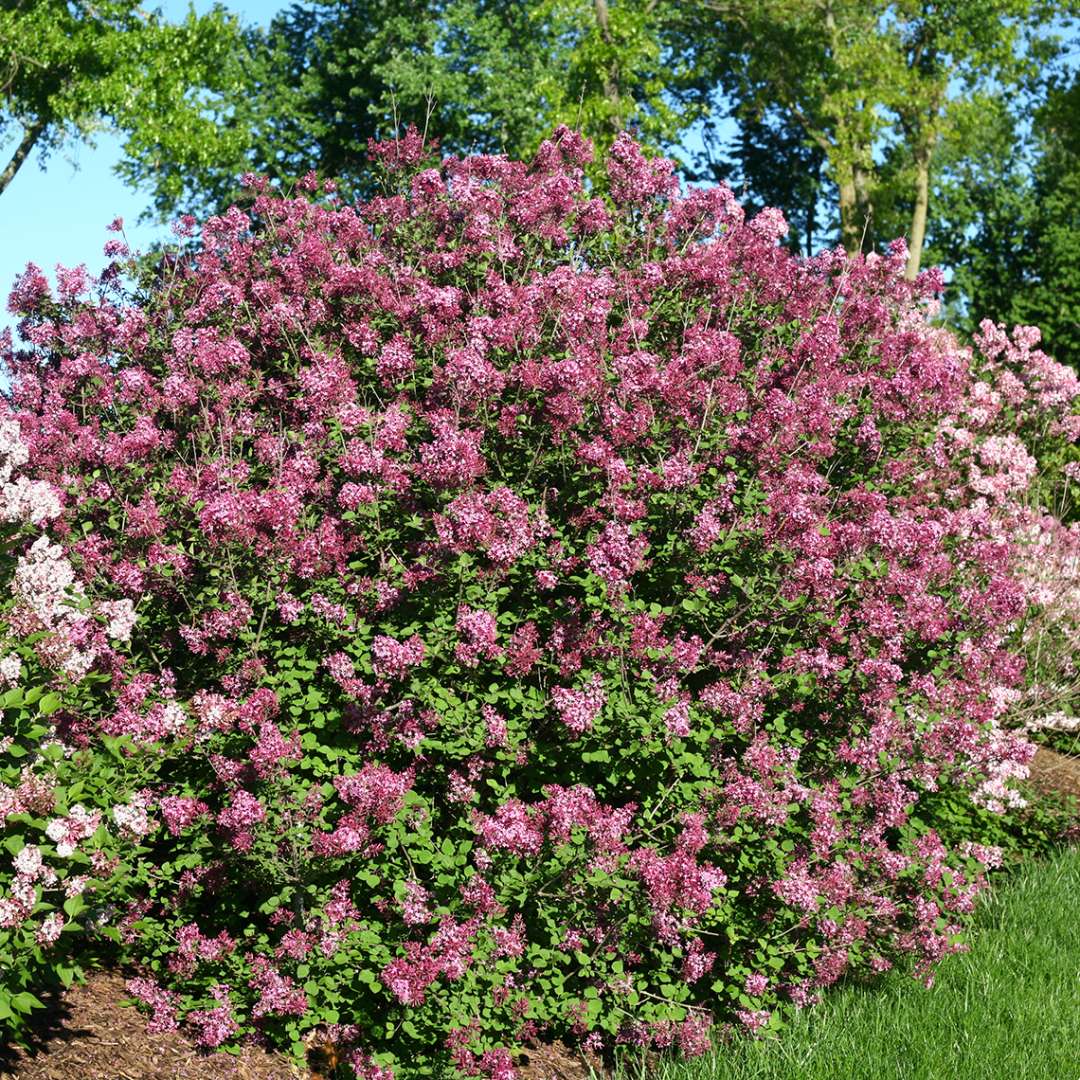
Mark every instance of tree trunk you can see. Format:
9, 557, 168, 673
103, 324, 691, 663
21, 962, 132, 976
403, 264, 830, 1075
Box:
593, 0, 623, 131
594, 0, 611, 34
838, 173, 859, 254
905, 147, 931, 280
853, 162, 873, 250
0, 119, 45, 197
838, 171, 873, 254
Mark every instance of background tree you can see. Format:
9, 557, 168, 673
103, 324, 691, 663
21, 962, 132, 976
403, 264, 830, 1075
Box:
680, 0, 1073, 275
119, 1, 545, 216
686, 106, 829, 259
118, 0, 697, 219
16, 0, 1078, 367
1019, 73, 1080, 364
930, 73, 1080, 365
0, 0, 244, 198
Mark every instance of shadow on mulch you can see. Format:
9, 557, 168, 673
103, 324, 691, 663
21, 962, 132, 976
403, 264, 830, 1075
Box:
0, 970, 604, 1080
0, 971, 303, 1080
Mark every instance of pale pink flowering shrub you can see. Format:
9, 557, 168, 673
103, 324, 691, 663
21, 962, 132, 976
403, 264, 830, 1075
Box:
940, 321, 1080, 739
0, 420, 146, 1040
1008, 515, 1080, 739
0, 418, 59, 525
1, 127, 1070, 1074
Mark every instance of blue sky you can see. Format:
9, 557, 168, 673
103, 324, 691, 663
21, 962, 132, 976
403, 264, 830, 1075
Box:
0, 1, 284, 324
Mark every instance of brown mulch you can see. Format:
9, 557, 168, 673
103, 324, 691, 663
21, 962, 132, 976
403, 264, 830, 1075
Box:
1028, 745, 1080, 802
0, 972, 302, 1080
0, 970, 601, 1080
514, 1041, 605, 1080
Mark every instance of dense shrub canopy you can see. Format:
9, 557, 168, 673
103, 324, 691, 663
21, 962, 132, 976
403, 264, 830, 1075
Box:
1, 128, 1074, 1077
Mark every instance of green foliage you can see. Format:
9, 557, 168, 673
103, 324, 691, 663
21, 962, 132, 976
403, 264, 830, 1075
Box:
931, 73, 1080, 369
0, 0, 245, 196
117, 0, 697, 218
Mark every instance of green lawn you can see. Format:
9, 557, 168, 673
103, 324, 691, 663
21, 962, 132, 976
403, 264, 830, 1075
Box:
613, 846, 1080, 1080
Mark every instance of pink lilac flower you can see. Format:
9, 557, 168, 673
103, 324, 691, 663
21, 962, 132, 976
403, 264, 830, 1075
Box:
586, 521, 649, 591
483, 705, 509, 748
674, 1014, 713, 1057
98, 598, 137, 642
736, 1009, 771, 1034
46, 804, 102, 856
664, 699, 692, 738
187, 984, 239, 1047
0, 475, 62, 524
441, 486, 538, 566
112, 794, 156, 842
416, 413, 487, 490
551, 673, 606, 735
491, 914, 527, 958
35, 911, 64, 946
473, 800, 544, 856
350, 1050, 396, 1080
64, 875, 88, 897
13, 844, 43, 878
371, 634, 425, 679
0, 652, 20, 685
126, 977, 182, 1034
455, 606, 503, 667
681, 938, 715, 983
249, 956, 309, 1018
400, 880, 432, 925
216, 790, 265, 850
159, 795, 209, 836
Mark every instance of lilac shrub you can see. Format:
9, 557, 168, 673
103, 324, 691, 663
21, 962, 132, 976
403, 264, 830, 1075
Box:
0, 129, 1068, 1074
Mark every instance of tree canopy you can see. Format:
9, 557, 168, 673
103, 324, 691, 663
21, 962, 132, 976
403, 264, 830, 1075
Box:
5, 0, 1079, 365
930, 70, 1080, 364
0, 0, 244, 198
680, 1, 1074, 273
116, 0, 699, 218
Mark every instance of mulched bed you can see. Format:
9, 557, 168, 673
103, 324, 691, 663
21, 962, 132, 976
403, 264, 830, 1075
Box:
0, 969, 600, 1080
0, 972, 301, 1080
3, 749, 1078, 1080
514, 1042, 603, 1080
1029, 745, 1080, 801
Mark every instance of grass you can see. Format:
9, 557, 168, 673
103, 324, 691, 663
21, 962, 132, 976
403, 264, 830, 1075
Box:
613, 845, 1080, 1080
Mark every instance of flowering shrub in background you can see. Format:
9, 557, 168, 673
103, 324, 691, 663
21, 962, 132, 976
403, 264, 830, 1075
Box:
0, 420, 148, 1039
1010, 513, 1080, 742
1, 129, 1076, 1075
940, 321, 1080, 744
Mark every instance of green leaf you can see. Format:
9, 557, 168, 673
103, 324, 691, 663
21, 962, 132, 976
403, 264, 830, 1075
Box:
11, 992, 44, 1014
